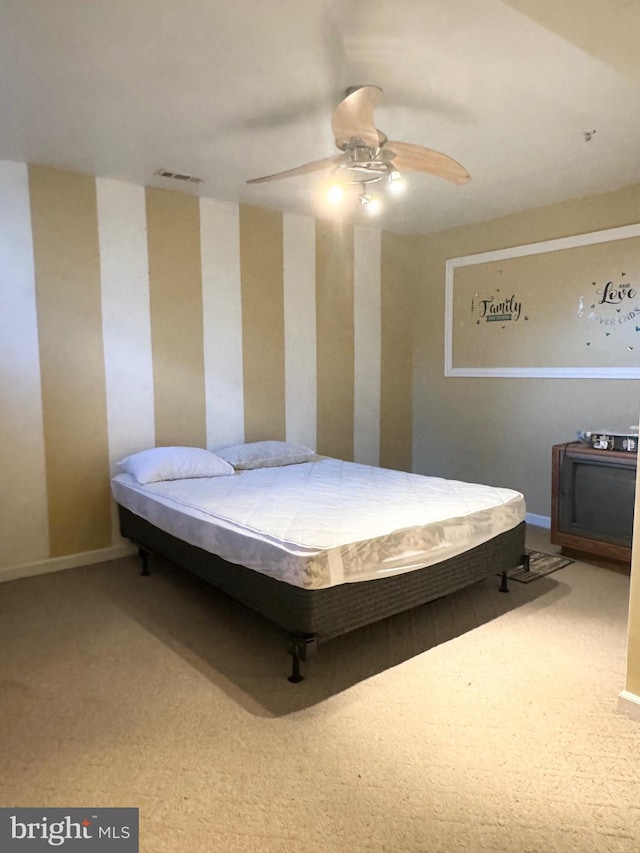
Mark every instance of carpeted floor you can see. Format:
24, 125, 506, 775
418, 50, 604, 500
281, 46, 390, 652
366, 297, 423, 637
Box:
0, 526, 638, 852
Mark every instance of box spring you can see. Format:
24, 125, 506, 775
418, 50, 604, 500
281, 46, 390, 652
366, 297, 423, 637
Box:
118, 506, 526, 643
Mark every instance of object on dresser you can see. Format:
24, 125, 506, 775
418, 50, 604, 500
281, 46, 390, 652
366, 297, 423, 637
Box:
576, 427, 639, 452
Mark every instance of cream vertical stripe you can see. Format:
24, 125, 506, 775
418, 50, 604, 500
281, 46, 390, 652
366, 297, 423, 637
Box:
283, 213, 317, 449
0, 161, 49, 568
200, 198, 245, 450
239, 205, 286, 442
97, 178, 155, 466
353, 226, 381, 465
146, 187, 206, 448
29, 165, 112, 556
97, 178, 155, 542
316, 218, 355, 460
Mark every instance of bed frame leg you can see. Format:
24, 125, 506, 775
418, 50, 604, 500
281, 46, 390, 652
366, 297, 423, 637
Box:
288, 651, 304, 684
499, 550, 528, 593
287, 634, 318, 684
138, 547, 150, 576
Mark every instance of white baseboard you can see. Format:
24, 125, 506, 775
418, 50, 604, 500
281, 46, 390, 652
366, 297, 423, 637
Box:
0, 542, 137, 584
526, 513, 551, 529
618, 690, 640, 721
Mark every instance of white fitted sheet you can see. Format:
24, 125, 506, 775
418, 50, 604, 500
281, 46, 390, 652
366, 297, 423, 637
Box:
112, 458, 525, 590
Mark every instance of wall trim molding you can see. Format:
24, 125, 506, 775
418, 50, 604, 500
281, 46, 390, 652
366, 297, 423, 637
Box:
618, 690, 640, 721
526, 512, 551, 529
0, 542, 137, 584
444, 222, 640, 378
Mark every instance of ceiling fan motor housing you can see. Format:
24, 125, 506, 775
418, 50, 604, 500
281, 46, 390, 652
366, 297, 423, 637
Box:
347, 143, 376, 161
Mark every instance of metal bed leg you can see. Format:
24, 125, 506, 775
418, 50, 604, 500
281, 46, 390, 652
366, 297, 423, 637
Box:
288, 650, 304, 684
287, 634, 318, 684
499, 551, 528, 593
138, 547, 151, 576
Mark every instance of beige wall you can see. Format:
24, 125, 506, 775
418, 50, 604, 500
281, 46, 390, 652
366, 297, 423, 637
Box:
239, 205, 286, 443
450, 238, 640, 371
627, 475, 640, 696
380, 232, 415, 471
29, 166, 112, 556
315, 218, 355, 460
146, 187, 206, 448
412, 183, 640, 515
0, 161, 412, 574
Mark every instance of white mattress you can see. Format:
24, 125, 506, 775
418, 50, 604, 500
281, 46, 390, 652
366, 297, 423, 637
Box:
111, 458, 525, 590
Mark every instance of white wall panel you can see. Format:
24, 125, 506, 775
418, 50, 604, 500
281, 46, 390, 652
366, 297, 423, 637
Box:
200, 197, 245, 450
97, 178, 155, 541
0, 160, 49, 566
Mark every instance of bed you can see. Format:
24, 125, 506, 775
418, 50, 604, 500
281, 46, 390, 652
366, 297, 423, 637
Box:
112, 442, 528, 681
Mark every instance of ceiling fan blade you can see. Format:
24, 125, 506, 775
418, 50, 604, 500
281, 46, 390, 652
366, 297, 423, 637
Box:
332, 85, 383, 150
385, 141, 471, 185
247, 155, 345, 184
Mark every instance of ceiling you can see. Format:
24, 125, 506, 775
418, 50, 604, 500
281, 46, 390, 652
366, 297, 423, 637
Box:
1, 0, 639, 235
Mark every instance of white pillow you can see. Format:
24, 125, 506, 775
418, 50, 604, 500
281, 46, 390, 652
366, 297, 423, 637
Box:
216, 440, 316, 470
117, 446, 234, 484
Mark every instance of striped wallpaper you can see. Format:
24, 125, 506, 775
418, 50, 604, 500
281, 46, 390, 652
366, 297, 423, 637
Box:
0, 160, 412, 577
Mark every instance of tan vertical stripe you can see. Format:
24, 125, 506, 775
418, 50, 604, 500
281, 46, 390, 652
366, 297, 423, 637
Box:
146, 187, 206, 447
239, 205, 285, 442
0, 161, 49, 568
28, 165, 111, 556
315, 218, 354, 460
380, 232, 413, 471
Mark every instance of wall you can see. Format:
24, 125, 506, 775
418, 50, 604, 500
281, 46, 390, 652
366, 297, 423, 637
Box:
0, 160, 412, 577
626, 475, 640, 698
412, 182, 640, 518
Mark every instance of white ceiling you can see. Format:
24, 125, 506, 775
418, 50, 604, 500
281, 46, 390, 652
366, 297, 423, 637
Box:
1, 0, 639, 235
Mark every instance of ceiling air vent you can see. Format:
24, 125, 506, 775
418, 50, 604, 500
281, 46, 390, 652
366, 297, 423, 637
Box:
154, 169, 204, 184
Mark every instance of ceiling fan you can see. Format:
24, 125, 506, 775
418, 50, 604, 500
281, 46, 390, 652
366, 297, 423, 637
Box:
246, 85, 471, 193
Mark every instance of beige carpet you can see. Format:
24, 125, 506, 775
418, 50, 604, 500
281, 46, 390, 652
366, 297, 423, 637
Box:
0, 527, 638, 852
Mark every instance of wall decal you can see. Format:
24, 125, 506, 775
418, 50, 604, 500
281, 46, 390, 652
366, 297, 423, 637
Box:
581, 271, 640, 351
445, 223, 640, 378
471, 290, 525, 323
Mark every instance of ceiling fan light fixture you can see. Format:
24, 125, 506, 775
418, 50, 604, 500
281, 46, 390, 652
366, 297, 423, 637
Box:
335, 160, 387, 185
387, 169, 405, 194
357, 191, 380, 214
327, 184, 344, 204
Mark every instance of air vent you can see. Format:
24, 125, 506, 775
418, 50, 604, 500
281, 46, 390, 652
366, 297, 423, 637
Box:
154, 169, 204, 184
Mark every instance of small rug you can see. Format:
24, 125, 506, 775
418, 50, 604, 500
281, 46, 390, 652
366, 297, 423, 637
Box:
506, 549, 574, 583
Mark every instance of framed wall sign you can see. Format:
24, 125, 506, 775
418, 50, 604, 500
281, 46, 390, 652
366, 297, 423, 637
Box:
444, 223, 640, 378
